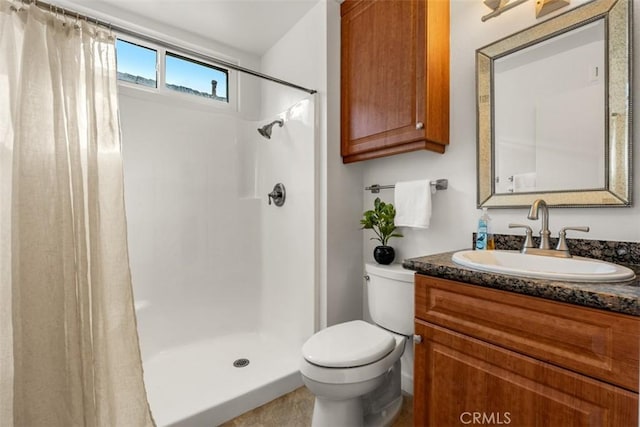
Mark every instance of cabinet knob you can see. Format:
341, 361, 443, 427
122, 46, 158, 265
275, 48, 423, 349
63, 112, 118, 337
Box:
413, 334, 423, 344
416, 122, 424, 130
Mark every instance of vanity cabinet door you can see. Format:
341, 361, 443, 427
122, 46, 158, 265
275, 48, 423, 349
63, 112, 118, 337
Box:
414, 320, 638, 427
340, 0, 449, 163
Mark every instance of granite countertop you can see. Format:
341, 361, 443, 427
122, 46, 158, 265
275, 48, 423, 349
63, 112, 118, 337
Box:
403, 249, 640, 317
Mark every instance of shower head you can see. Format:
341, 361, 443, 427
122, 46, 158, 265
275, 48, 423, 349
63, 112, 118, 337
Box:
257, 119, 284, 139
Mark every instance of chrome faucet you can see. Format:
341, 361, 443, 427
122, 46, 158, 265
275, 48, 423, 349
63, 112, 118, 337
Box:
510, 199, 590, 258
528, 199, 551, 250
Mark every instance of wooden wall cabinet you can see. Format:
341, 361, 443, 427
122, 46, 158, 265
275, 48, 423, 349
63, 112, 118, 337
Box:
414, 275, 640, 426
340, 0, 450, 163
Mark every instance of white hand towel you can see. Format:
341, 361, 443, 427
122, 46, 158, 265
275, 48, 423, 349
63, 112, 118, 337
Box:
394, 180, 432, 229
512, 172, 536, 192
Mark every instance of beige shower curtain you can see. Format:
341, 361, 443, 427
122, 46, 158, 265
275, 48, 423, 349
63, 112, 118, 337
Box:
0, 1, 154, 426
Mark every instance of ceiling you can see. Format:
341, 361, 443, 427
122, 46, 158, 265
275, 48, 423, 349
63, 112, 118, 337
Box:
60, 0, 320, 55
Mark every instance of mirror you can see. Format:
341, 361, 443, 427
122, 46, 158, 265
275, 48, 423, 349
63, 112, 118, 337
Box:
476, 0, 632, 208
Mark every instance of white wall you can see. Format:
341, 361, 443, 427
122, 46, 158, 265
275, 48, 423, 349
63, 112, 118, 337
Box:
261, 0, 364, 330
362, 0, 640, 266
323, 0, 365, 328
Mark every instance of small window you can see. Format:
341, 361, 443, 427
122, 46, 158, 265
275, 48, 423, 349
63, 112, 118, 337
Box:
116, 39, 157, 88
165, 52, 228, 103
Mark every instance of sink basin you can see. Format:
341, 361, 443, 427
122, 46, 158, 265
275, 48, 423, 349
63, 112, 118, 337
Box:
452, 250, 636, 283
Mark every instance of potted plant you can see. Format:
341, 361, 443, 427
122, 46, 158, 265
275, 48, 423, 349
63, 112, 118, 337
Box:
360, 197, 403, 264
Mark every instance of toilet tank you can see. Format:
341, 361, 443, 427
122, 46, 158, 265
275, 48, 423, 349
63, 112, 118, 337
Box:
365, 263, 415, 336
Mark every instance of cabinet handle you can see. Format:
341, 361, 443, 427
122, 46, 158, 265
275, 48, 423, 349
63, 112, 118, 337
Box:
416, 122, 424, 130
413, 334, 423, 344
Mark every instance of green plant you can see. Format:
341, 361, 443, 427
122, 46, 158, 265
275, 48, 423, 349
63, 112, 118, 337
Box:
360, 197, 403, 246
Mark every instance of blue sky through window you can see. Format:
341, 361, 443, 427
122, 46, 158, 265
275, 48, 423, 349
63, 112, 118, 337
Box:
116, 39, 157, 83
166, 53, 228, 100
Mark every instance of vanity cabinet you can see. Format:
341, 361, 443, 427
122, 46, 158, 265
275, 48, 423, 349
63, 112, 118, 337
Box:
414, 275, 639, 426
340, 0, 449, 163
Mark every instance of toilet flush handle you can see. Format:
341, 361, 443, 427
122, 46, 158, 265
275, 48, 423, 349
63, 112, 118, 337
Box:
413, 335, 423, 344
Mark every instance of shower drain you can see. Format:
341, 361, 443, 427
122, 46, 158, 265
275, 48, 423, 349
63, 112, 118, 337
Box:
233, 358, 250, 368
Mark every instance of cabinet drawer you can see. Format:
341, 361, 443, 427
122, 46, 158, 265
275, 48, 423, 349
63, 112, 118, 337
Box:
416, 275, 640, 391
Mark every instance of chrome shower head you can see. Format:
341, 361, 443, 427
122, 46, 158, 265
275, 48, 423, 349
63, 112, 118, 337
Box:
257, 119, 284, 139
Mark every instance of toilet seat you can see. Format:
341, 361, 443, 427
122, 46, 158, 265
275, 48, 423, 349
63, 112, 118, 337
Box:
300, 331, 406, 386
301, 335, 405, 385
302, 320, 395, 368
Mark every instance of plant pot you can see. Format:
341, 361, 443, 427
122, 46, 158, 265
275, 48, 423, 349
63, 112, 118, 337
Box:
373, 245, 395, 265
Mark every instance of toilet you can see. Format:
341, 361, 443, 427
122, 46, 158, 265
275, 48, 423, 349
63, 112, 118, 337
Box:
300, 263, 414, 427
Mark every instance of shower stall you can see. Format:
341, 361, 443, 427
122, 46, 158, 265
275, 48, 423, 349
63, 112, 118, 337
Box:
120, 85, 317, 425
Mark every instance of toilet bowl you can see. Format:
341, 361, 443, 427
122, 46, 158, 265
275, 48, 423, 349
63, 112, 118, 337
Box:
300, 263, 414, 427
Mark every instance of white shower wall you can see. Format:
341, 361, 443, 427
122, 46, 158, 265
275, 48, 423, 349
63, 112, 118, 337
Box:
120, 88, 263, 358
121, 86, 316, 348
257, 97, 316, 344
260, 0, 365, 330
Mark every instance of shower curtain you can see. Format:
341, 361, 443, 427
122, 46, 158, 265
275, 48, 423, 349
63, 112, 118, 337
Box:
0, 2, 154, 426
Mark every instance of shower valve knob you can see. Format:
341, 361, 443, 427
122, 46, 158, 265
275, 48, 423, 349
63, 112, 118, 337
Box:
267, 183, 286, 207
268, 190, 280, 205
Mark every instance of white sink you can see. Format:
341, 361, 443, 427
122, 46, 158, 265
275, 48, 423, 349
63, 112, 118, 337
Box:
452, 250, 636, 283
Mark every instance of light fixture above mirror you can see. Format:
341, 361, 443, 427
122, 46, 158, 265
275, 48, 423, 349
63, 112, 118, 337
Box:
482, 0, 571, 22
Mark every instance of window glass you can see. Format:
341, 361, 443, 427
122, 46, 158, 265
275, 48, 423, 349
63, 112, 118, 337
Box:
116, 39, 157, 88
165, 52, 229, 102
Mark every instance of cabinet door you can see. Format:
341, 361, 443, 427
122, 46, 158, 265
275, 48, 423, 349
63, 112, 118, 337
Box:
340, 0, 449, 163
414, 321, 638, 427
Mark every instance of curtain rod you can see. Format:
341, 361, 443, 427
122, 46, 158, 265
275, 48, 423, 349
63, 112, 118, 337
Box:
31, 0, 318, 95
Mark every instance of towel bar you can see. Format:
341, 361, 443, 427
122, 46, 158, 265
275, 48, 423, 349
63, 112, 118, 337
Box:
365, 179, 448, 194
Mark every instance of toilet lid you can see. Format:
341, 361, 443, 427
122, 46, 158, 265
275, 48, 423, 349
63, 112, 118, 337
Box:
302, 320, 396, 368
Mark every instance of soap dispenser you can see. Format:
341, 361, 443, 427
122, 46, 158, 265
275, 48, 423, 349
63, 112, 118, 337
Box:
476, 208, 495, 250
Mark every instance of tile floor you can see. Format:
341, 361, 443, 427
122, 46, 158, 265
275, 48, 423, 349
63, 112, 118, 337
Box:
222, 386, 413, 426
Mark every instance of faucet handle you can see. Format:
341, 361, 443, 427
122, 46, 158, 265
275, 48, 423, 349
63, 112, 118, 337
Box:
556, 226, 590, 251
509, 223, 534, 249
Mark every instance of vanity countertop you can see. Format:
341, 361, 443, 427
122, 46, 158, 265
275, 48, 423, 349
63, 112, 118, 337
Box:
403, 250, 640, 317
